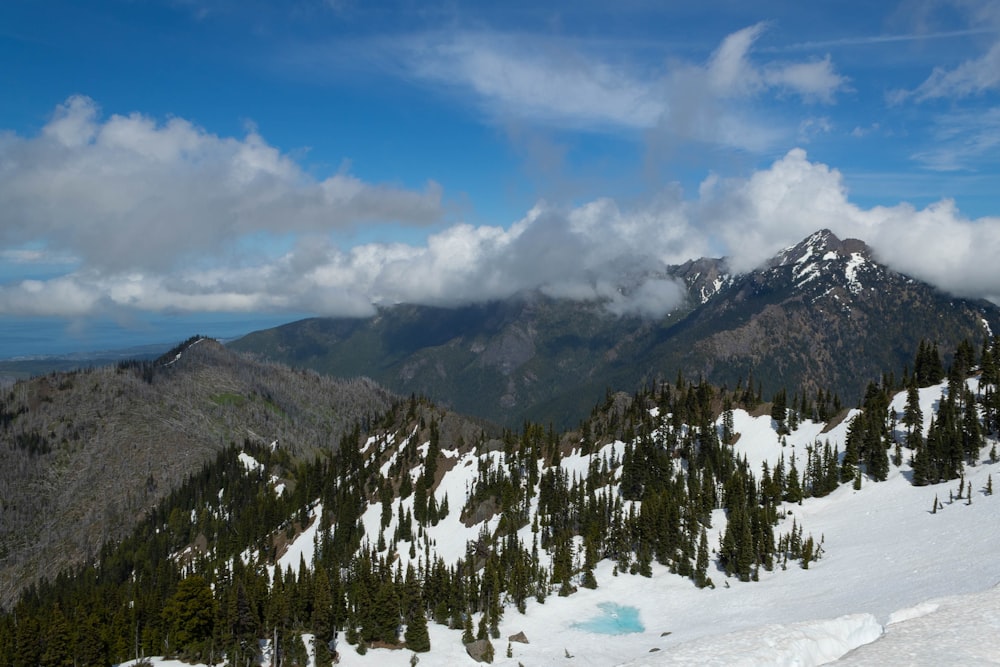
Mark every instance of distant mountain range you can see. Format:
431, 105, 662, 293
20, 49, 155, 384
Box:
231, 229, 1000, 428
0, 344, 171, 385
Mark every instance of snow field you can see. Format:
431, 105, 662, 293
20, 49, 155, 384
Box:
142, 378, 1000, 666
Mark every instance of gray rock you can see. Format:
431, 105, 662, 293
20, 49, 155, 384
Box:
465, 639, 494, 663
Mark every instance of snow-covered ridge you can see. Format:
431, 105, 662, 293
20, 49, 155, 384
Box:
773, 229, 879, 296
217, 377, 1000, 667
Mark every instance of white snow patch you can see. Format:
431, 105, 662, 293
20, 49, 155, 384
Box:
271, 504, 322, 578
625, 613, 882, 666
834, 585, 1000, 665
795, 263, 821, 287
886, 602, 939, 625
238, 451, 262, 472
844, 252, 866, 294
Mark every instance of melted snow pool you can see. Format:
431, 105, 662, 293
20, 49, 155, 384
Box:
571, 602, 645, 635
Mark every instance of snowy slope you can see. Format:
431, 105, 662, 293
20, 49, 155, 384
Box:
121, 379, 1000, 667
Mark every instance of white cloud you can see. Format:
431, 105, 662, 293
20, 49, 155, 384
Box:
0, 248, 76, 265
3, 119, 999, 320
910, 107, 1000, 171
0, 96, 444, 274
707, 23, 766, 97
405, 32, 665, 131
0, 276, 103, 317
398, 24, 846, 151
693, 148, 1000, 301
912, 41, 1000, 101
766, 55, 846, 103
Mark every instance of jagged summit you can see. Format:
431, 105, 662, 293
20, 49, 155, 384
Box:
669, 255, 733, 304
773, 229, 867, 265
746, 229, 893, 310
232, 229, 1000, 428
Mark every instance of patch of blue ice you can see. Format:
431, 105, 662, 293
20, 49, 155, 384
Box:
571, 602, 644, 635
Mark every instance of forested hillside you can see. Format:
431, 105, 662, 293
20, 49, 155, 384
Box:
0, 338, 416, 609
2, 335, 997, 666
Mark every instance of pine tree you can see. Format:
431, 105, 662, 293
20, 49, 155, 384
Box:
771, 390, 788, 435
785, 455, 803, 504
841, 416, 860, 483
162, 575, 216, 659
311, 568, 333, 644
404, 606, 431, 653
462, 613, 474, 645
902, 385, 923, 442
13, 614, 43, 667
39, 605, 72, 667
695, 527, 711, 588
74, 613, 108, 667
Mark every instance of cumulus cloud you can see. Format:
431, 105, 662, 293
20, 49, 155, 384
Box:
693, 148, 1000, 301
0, 96, 443, 273
3, 99, 998, 321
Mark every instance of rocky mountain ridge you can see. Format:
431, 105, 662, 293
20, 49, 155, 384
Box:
231, 230, 1000, 427
0, 339, 489, 608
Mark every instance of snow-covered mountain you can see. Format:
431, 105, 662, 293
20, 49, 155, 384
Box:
100, 373, 1000, 667
231, 229, 1000, 428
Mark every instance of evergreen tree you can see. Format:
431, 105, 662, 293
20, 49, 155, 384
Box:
162, 575, 216, 659
404, 606, 431, 653
74, 613, 107, 667
841, 415, 860, 483
771, 389, 788, 435
695, 527, 711, 589
39, 605, 72, 667
461, 613, 474, 645
902, 385, 923, 442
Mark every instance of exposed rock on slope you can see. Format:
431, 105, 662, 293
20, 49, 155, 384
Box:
231, 230, 1000, 426
0, 338, 401, 607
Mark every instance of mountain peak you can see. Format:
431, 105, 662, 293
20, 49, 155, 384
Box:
773, 229, 869, 267
765, 229, 878, 296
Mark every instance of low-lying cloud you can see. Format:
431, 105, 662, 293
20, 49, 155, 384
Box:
2, 100, 999, 322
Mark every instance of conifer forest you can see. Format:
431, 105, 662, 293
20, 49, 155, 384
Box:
1, 335, 999, 666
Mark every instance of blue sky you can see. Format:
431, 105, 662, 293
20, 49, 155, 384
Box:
2, 1, 1000, 356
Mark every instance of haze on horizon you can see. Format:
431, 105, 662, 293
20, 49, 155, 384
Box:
2, 0, 1000, 356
